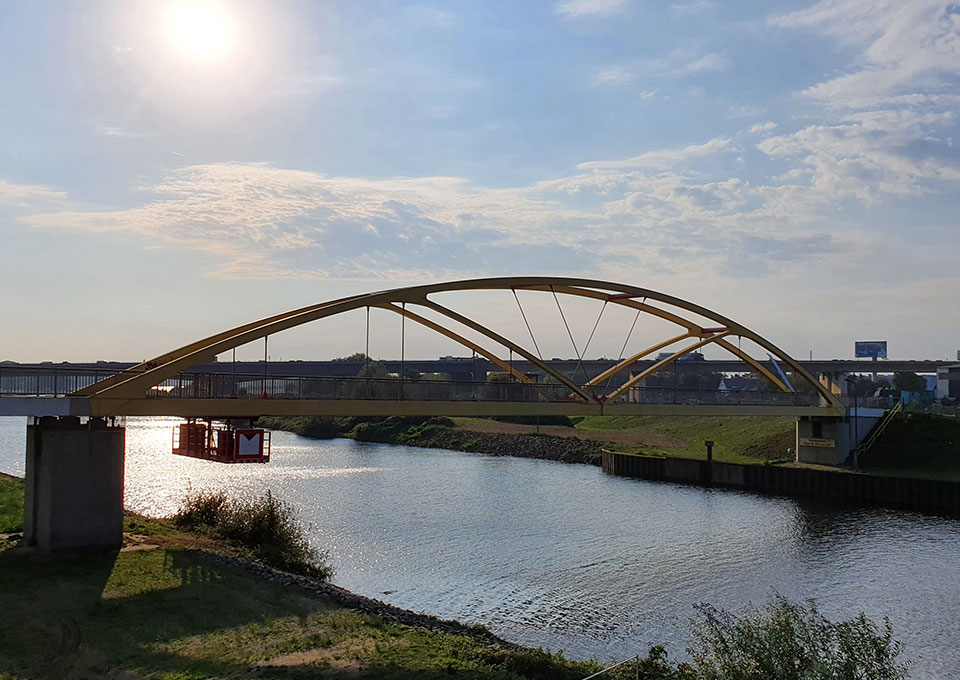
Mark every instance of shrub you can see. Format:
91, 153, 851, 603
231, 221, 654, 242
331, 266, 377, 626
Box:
173, 489, 333, 580
687, 595, 907, 680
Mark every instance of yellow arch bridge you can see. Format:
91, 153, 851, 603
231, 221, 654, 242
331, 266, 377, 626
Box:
4, 277, 845, 419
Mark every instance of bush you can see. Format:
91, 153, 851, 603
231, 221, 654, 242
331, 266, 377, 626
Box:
687, 595, 907, 680
173, 489, 333, 580
351, 416, 453, 443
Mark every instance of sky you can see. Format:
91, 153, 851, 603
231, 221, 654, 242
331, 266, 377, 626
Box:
1, 0, 958, 364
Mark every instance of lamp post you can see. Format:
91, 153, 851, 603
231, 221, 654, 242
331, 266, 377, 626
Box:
844, 375, 859, 470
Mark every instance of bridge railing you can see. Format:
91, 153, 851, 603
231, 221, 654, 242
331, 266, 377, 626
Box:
0, 366, 122, 397
143, 371, 821, 407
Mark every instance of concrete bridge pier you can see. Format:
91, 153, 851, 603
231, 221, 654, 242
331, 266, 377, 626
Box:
24, 416, 125, 550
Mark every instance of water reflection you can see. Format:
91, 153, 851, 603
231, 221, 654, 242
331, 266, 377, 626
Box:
0, 416, 958, 678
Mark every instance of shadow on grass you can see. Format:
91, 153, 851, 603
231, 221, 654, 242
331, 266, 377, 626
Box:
0, 546, 336, 679
0, 545, 584, 680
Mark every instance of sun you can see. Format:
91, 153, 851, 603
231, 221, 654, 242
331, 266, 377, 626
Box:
165, 2, 237, 63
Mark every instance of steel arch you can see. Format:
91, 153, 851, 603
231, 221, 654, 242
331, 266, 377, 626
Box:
77, 277, 842, 408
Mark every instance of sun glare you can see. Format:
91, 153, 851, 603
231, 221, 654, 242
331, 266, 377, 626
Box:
165, 2, 237, 63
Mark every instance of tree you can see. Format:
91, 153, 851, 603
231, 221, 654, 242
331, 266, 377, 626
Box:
892, 372, 927, 393
333, 352, 369, 362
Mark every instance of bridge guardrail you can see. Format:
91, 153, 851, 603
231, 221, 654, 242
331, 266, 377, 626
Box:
145, 371, 821, 407
0, 366, 824, 407
0, 366, 122, 397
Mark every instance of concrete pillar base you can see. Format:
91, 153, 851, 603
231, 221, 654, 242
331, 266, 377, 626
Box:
795, 413, 882, 466
24, 417, 125, 550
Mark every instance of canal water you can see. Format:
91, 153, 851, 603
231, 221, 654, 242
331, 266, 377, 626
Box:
2, 416, 958, 678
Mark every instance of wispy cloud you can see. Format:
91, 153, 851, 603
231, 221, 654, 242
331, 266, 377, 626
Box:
749, 121, 777, 134
21, 164, 595, 279
593, 67, 635, 87
593, 47, 728, 86
577, 137, 731, 170
555, 0, 628, 18
19, 134, 852, 282
771, 1, 960, 110
0, 179, 66, 204
671, 0, 717, 16
763, 0, 960, 201
96, 125, 139, 138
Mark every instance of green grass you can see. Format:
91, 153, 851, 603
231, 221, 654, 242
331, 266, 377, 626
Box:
574, 415, 796, 463
0, 475, 24, 534
0, 544, 600, 679
860, 413, 960, 481
451, 415, 796, 465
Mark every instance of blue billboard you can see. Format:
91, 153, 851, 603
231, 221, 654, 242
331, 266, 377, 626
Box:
855, 341, 887, 359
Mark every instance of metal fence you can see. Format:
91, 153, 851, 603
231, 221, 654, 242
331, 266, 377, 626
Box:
0, 367, 120, 397
145, 371, 821, 407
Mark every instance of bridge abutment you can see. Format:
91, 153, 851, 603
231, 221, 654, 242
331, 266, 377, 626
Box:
24, 416, 125, 550
795, 412, 882, 466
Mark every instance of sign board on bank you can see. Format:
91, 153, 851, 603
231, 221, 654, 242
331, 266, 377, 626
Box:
799, 437, 836, 449
855, 341, 887, 359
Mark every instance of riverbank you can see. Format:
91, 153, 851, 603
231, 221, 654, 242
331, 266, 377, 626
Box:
257, 414, 796, 468
0, 474, 605, 679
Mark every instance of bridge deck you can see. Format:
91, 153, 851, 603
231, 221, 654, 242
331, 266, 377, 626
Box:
0, 369, 845, 418
0, 396, 844, 418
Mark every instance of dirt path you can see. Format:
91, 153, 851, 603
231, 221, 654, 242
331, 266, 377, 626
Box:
456, 420, 687, 450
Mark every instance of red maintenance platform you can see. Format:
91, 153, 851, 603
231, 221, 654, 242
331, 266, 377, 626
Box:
172, 419, 271, 463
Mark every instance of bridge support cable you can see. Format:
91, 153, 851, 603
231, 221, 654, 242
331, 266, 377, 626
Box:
607, 331, 733, 401
375, 303, 539, 388
415, 297, 593, 401
551, 285, 582, 363
601, 299, 643, 394
512, 288, 544, 362
571, 299, 607, 387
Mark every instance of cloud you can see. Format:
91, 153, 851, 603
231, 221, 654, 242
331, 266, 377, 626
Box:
593, 48, 729, 86
593, 67, 635, 86
671, 0, 717, 16
17, 129, 859, 284
577, 137, 731, 170
97, 125, 139, 138
683, 52, 729, 73
555, 0, 627, 18
21, 163, 597, 279
749, 121, 777, 134
0, 179, 66, 204
771, 1, 960, 110
761, 0, 960, 200
757, 111, 960, 199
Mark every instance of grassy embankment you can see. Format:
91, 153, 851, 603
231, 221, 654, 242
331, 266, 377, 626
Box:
259, 414, 797, 467
858, 413, 960, 481
489, 415, 795, 464
0, 473, 24, 534
0, 474, 607, 679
